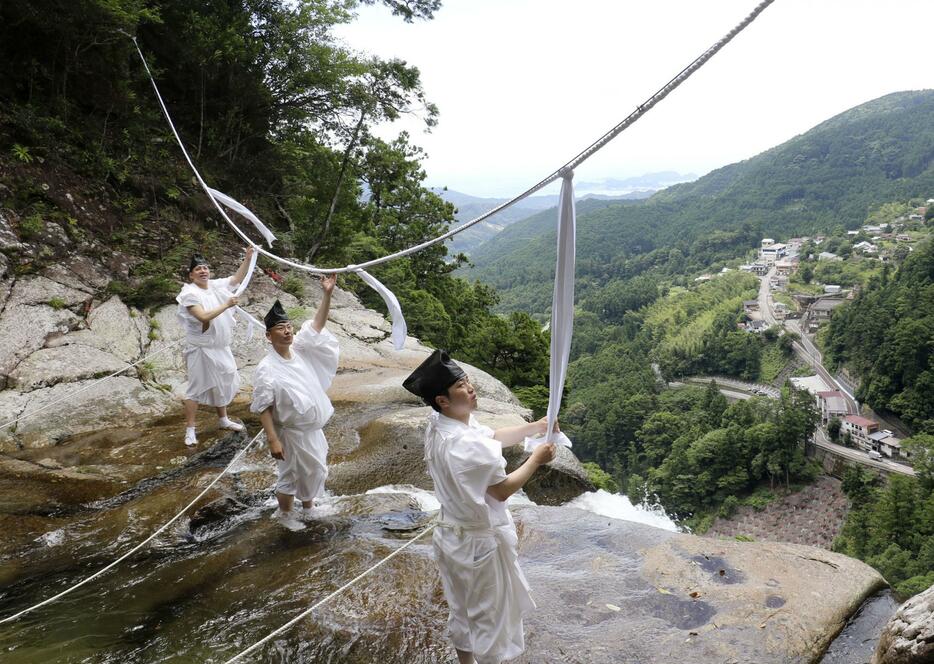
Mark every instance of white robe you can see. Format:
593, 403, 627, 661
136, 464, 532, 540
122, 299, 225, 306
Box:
250, 322, 339, 502
176, 277, 240, 407
424, 412, 535, 664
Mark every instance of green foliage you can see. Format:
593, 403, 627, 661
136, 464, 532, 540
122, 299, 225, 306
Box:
836, 468, 934, 599
904, 434, 934, 492
827, 417, 842, 442
286, 306, 311, 322
741, 487, 777, 512
513, 385, 549, 419
582, 462, 620, 493
896, 571, 934, 599
10, 143, 32, 163
719, 494, 740, 518
281, 274, 305, 300
0, 0, 534, 382
825, 240, 934, 430
48, 297, 66, 310
18, 213, 44, 239
758, 341, 788, 384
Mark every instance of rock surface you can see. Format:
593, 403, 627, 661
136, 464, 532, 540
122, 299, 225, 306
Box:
873, 583, 934, 664
8, 344, 129, 391
0, 244, 895, 663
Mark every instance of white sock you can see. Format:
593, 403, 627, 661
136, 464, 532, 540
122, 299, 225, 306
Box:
185, 427, 197, 446
218, 417, 244, 431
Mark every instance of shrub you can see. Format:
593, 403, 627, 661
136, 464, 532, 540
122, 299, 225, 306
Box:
282, 274, 305, 299
582, 461, 620, 493
719, 495, 740, 519
19, 213, 44, 239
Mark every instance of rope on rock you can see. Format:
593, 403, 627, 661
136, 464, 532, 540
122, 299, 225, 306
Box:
221, 520, 437, 664
130, 0, 776, 275
0, 429, 264, 624
0, 337, 185, 433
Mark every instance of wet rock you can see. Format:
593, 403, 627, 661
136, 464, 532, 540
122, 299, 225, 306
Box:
0, 376, 175, 451
506, 505, 885, 664
188, 496, 249, 534
824, 591, 899, 664
873, 583, 934, 664
0, 455, 118, 516
9, 344, 129, 391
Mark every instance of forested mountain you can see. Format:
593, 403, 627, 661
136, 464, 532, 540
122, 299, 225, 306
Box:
466, 90, 934, 315
825, 239, 934, 432
440, 189, 651, 256
0, 0, 549, 391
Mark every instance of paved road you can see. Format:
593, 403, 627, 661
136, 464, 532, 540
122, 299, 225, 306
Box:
757, 268, 779, 326
675, 378, 914, 477
757, 274, 858, 414
812, 428, 915, 477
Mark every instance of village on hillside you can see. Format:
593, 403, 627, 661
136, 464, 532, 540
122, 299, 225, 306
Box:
692, 199, 933, 475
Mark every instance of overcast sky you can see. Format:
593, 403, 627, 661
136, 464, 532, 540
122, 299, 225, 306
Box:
335, 0, 934, 197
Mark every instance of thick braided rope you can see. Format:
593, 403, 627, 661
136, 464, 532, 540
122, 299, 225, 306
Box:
0, 338, 185, 433
132, 0, 776, 275
222, 521, 437, 663
0, 429, 264, 624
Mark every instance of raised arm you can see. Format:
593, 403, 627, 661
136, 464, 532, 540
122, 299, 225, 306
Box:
312, 274, 336, 333
494, 416, 556, 447
228, 245, 255, 289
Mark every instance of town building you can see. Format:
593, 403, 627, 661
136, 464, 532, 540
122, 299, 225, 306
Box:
842, 415, 879, 451
805, 297, 845, 332
816, 390, 850, 424
759, 240, 787, 265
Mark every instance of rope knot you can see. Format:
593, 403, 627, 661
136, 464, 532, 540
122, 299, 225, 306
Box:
558, 167, 574, 180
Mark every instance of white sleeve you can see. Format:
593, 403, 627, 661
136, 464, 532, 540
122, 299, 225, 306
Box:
291, 321, 340, 390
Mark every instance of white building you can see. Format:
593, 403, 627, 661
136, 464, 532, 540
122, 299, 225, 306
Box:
760, 242, 787, 265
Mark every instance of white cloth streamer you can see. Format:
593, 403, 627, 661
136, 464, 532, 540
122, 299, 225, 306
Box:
525, 169, 576, 452
209, 188, 277, 247
352, 267, 408, 350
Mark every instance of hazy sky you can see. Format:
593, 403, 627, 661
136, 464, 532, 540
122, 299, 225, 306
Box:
336, 0, 934, 197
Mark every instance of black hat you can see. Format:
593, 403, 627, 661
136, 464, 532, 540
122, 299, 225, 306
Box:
403, 349, 465, 404
189, 254, 209, 272
264, 299, 290, 330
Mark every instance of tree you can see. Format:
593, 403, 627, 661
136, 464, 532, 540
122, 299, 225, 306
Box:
799, 263, 814, 283
828, 417, 842, 442
904, 434, 934, 491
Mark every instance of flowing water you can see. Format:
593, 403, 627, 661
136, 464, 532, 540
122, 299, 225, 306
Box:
0, 412, 882, 663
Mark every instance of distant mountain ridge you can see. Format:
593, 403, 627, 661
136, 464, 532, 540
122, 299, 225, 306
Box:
434, 186, 657, 255
464, 90, 934, 313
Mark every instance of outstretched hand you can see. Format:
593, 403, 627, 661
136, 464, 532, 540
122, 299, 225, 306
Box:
321, 274, 337, 294
533, 415, 559, 436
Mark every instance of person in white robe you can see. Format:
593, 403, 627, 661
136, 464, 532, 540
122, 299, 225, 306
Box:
176, 247, 254, 446
403, 349, 557, 664
250, 276, 338, 519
